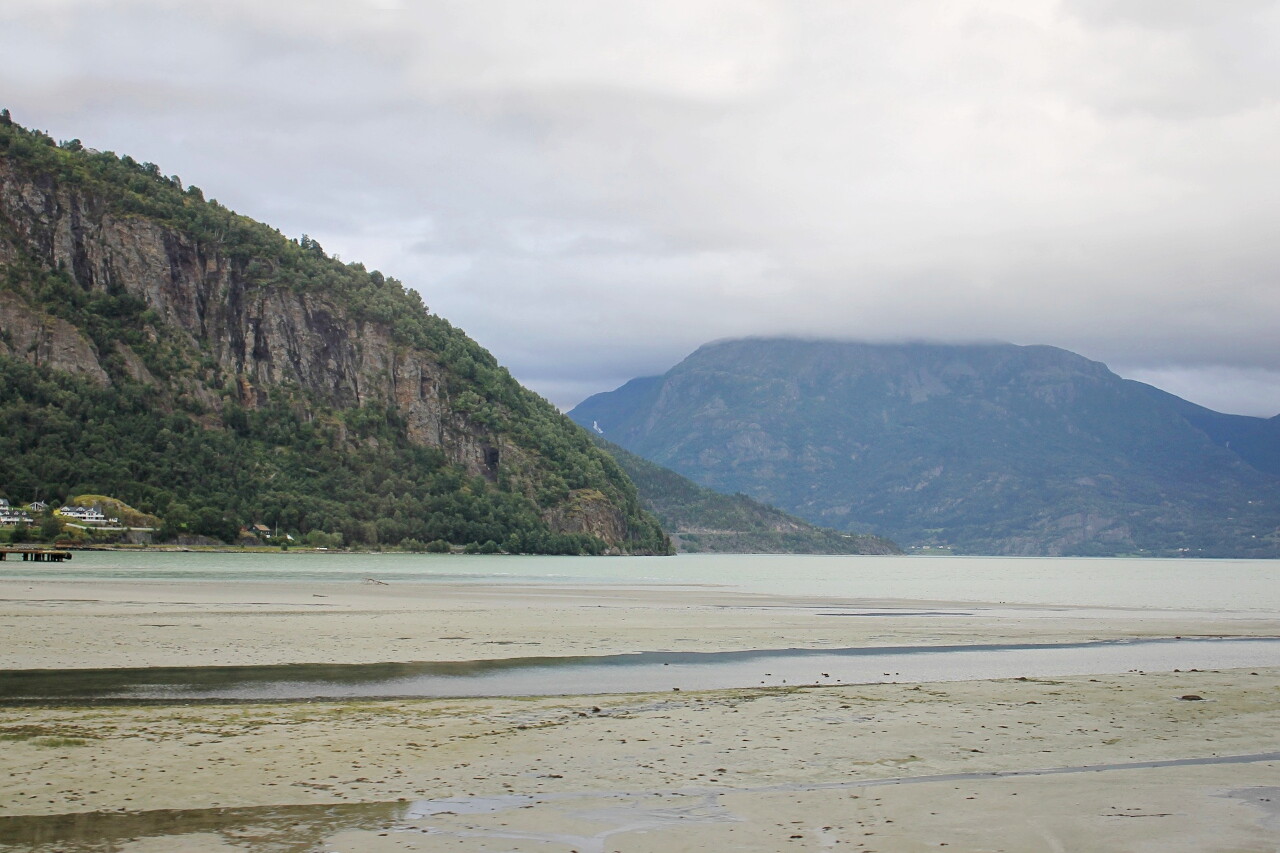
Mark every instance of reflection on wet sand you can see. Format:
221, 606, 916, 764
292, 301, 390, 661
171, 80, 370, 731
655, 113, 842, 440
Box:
4, 753, 1276, 853
0, 801, 405, 853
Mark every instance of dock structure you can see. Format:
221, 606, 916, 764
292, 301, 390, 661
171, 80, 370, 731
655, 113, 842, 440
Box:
0, 549, 73, 562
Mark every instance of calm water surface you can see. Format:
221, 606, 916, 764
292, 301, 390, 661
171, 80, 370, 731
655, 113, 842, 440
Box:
4, 551, 1278, 613
6, 637, 1278, 701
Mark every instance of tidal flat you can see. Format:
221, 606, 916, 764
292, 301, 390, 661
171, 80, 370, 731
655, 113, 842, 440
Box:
1, 553, 1277, 850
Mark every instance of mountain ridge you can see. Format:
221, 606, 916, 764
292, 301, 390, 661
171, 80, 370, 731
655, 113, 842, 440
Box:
570, 337, 1280, 557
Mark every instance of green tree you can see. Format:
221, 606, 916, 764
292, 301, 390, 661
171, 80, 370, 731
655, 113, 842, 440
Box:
39, 513, 62, 542
192, 507, 238, 543
10, 521, 30, 544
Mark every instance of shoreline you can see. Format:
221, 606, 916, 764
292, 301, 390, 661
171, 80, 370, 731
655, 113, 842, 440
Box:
16, 541, 1280, 558
2, 568, 1278, 850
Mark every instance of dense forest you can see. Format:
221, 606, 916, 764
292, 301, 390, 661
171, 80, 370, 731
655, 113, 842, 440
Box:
0, 358, 633, 553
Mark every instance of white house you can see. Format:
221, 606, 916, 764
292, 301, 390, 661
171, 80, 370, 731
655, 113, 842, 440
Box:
58, 505, 114, 525
0, 507, 33, 526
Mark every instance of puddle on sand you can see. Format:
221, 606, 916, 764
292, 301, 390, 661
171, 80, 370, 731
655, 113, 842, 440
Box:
1221, 787, 1280, 831
4, 753, 1277, 852
0, 793, 737, 853
406, 791, 741, 853
0, 802, 406, 853
3, 636, 1279, 702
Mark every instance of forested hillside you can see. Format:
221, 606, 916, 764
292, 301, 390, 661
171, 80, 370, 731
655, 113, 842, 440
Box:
594, 437, 900, 554
0, 113, 668, 554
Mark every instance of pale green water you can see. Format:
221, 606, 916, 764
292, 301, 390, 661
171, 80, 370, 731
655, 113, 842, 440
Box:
4, 551, 1278, 614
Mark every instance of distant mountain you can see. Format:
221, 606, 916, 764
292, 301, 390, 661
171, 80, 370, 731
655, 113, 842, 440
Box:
570, 338, 1280, 557
0, 114, 668, 554
1130, 384, 1280, 478
592, 437, 900, 554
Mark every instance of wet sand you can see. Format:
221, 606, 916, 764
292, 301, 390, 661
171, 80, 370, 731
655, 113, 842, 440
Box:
1, 577, 1278, 851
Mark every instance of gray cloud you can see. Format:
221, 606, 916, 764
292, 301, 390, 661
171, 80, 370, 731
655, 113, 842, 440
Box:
1124, 366, 1280, 418
3, 0, 1279, 415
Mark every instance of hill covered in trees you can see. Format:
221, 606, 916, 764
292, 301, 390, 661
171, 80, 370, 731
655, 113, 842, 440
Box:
593, 437, 900, 554
0, 113, 668, 554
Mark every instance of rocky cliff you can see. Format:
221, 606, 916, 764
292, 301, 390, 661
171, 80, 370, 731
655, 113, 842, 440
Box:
0, 154, 498, 472
0, 289, 110, 385
0, 116, 668, 553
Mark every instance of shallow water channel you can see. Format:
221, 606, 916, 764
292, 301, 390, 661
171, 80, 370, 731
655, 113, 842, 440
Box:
4, 636, 1278, 702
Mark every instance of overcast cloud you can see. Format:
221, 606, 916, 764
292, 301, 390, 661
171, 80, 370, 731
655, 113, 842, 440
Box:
3, 0, 1279, 415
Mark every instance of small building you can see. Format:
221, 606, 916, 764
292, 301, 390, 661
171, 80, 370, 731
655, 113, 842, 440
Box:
0, 507, 33, 526
58, 505, 111, 525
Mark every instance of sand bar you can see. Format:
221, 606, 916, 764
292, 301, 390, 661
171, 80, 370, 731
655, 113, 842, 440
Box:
1, 577, 1275, 671
1, 573, 1278, 851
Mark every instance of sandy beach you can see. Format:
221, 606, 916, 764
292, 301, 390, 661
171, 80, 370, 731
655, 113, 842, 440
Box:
3, 576, 1276, 670
1, 574, 1278, 851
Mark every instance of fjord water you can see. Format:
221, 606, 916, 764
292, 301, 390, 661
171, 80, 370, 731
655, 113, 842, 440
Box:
5, 552, 1278, 701
8, 551, 1279, 613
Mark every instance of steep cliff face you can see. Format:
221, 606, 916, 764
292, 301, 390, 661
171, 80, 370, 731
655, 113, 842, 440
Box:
0, 156, 498, 476
0, 290, 109, 384
0, 119, 667, 553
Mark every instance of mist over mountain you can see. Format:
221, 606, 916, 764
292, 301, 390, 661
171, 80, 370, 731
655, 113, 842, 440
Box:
570, 338, 1280, 557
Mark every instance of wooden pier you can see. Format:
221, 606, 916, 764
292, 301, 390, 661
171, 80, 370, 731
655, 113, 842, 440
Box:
0, 548, 73, 562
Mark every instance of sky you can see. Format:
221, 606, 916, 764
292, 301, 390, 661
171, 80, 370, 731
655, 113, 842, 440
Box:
3, 0, 1279, 416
